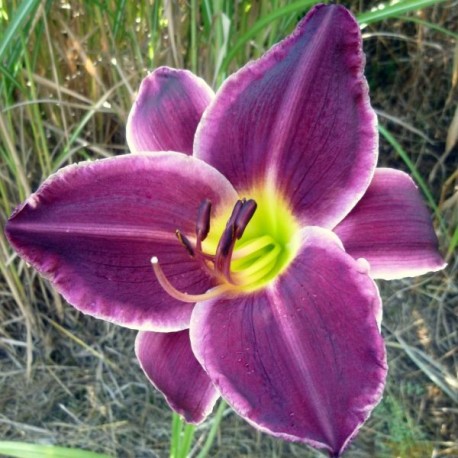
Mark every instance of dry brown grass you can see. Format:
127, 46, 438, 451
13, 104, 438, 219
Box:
0, 1, 456, 457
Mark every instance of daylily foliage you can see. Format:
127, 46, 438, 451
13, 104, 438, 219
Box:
5, 5, 445, 457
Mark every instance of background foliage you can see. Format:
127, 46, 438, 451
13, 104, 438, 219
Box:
0, 0, 456, 456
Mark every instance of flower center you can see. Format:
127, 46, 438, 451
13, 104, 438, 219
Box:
152, 189, 300, 302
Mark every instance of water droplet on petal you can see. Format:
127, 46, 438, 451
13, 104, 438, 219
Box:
356, 257, 371, 274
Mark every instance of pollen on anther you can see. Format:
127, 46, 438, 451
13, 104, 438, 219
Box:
151, 256, 159, 264
175, 229, 195, 256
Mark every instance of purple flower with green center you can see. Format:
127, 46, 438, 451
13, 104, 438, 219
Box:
5, 5, 445, 457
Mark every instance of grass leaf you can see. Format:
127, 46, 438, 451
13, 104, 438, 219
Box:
357, 0, 448, 25
0, 441, 111, 458
220, 0, 320, 74
378, 124, 446, 232
0, 0, 40, 61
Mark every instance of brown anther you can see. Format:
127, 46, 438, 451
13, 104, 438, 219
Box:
216, 199, 245, 260
219, 226, 236, 257
175, 229, 195, 257
196, 199, 212, 241
234, 199, 257, 239
226, 199, 244, 228
214, 224, 236, 280
173, 197, 258, 286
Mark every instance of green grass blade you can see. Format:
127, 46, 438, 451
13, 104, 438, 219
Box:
221, 0, 448, 74
179, 422, 196, 458
357, 0, 448, 26
447, 225, 458, 258
220, 0, 320, 74
0, 63, 24, 91
395, 337, 458, 403
378, 124, 445, 232
201, 0, 213, 34
196, 400, 227, 458
170, 412, 182, 458
112, 0, 127, 39
147, 0, 161, 67
50, 81, 124, 171
398, 15, 458, 38
0, 0, 40, 61
190, 0, 198, 73
170, 413, 196, 458
0, 441, 111, 458
212, 12, 231, 87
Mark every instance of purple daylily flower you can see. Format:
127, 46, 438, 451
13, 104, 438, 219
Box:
5, 5, 445, 457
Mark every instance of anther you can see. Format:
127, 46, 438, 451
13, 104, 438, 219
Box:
219, 226, 236, 257
213, 198, 255, 282
169, 197, 260, 291
196, 199, 212, 242
175, 229, 195, 257
234, 199, 257, 239
214, 199, 243, 263
227, 199, 245, 227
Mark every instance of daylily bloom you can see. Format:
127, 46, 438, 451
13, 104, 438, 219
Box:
5, 4, 445, 457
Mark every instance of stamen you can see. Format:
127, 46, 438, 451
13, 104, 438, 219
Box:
214, 199, 244, 274
218, 225, 236, 257
164, 196, 272, 296
194, 251, 219, 281
234, 199, 257, 239
215, 199, 257, 283
227, 199, 245, 227
151, 257, 233, 303
196, 199, 212, 242
214, 225, 236, 280
175, 230, 195, 257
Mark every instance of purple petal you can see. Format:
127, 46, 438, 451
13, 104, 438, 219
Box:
136, 330, 219, 424
6, 152, 237, 331
195, 5, 377, 228
334, 168, 446, 280
127, 67, 214, 154
190, 227, 386, 456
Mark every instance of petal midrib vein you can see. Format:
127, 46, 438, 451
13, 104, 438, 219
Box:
9, 222, 175, 242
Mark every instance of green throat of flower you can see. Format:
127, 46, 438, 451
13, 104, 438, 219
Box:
152, 189, 300, 302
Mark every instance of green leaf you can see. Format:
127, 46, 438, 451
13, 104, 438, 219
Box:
378, 124, 446, 232
0, 441, 111, 458
220, 0, 321, 74
398, 15, 458, 38
0, 0, 41, 61
220, 0, 448, 74
357, 0, 448, 25
112, 0, 127, 39
447, 225, 458, 258
196, 400, 227, 458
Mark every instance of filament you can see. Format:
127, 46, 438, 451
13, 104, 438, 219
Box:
151, 257, 233, 303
